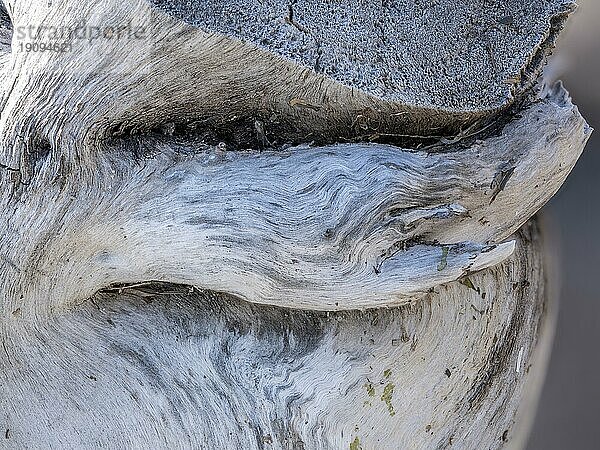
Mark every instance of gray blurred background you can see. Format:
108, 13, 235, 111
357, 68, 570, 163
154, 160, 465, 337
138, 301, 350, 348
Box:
527, 1, 600, 448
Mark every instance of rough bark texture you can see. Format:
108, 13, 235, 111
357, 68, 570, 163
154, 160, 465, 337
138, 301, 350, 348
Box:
0, 0, 591, 448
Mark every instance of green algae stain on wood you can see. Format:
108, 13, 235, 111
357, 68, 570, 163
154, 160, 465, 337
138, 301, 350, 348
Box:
437, 246, 449, 271
350, 436, 361, 450
364, 382, 376, 397
459, 276, 476, 291
381, 382, 396, 416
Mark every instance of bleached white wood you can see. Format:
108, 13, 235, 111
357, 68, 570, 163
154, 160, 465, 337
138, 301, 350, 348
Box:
0, 221, 558, 449
0, 0, 591, 448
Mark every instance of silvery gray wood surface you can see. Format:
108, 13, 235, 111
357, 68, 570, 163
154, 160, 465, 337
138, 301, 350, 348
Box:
0, 0, 590, 448
0, 222, 555, 449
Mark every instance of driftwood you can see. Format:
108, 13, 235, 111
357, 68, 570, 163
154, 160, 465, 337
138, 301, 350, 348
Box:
0, 0, 591, 448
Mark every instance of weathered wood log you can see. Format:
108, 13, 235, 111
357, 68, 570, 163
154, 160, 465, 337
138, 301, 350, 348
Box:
0, 0, 591, 448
